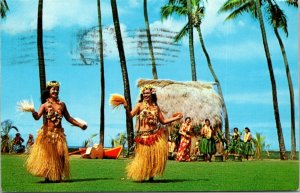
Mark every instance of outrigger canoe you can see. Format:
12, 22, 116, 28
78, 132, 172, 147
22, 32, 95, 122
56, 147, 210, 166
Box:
69, 145, 123, 159
103, 146, 123, 159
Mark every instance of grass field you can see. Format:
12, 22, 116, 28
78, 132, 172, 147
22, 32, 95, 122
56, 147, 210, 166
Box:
1, 154, 299, 192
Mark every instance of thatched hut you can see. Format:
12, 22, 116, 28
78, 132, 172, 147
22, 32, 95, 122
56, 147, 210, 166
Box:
137, 79, 225, 157
137, 79, 223, 129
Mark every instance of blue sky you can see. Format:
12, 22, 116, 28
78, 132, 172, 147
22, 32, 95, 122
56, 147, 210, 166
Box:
1, 0, 298, 150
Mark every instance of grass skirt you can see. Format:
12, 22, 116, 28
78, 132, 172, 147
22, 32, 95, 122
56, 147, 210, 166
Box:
243, 141, 254, 156
25, 126, 69, 181
126, 128, 168, 181
199, 137, 216, 155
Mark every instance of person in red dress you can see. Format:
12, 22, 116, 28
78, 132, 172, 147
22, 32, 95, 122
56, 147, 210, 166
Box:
176, 117, 192, 162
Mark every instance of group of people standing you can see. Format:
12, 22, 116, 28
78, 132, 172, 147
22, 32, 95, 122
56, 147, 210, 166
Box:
174, 118, 217, 162
229, 127, 254, 160
171, 120, 255, 162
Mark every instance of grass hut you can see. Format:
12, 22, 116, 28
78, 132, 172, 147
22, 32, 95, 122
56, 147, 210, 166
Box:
137, 79, 224, 158
137, 79, 223, 128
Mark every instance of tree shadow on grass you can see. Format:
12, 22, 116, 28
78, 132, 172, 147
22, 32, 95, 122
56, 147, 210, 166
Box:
38, 177, 112, 184
137, 178, 210, 184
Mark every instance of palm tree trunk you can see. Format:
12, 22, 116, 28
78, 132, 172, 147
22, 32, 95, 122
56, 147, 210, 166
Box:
196, 26, 230, 142
255, 0, 287, 160
144, 0, 158, 79
37, 0, 46, 96
187, 0, 197, 81
273, 28, 296, 160
97, 0, 105, 146
111, 0, 134, 153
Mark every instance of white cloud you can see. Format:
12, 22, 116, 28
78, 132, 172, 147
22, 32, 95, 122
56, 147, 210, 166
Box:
201, 0, 229, 35
1, 0, 111, 34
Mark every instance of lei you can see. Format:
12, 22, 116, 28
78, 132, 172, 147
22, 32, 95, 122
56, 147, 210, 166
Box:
46, 99, 63, 126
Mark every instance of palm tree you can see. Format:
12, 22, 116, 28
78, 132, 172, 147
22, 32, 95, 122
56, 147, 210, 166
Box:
97, 0, 105, 146
37, 0, 46, 103
265, 0, 297, 160
161, 0, 197, 81
0, 0, 9, 18
252, 132, 266, 160
144, 0, 158, 79
110, 0, 134, 153
1, 120, 18, 152
161, 0, 230, 140
219, 0, 287, 160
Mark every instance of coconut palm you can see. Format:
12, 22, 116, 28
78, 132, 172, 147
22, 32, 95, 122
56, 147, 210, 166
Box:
1, 120, 18, 152
265, 0, 297, 160
252, 132, 266, 160
0, 0, 9, 18
161, 0, 230, 140
161, 0, 197, 81
144, 0, 158, 79
97, 0, 105, 146
37, 0, 46, 104
110, 0, 134, 153
219, 0, 287, 160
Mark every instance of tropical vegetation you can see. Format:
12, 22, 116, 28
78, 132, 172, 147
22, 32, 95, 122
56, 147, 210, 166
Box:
1, 119, 19, 153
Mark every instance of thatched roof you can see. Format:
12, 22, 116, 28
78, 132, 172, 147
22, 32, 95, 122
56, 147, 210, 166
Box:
137, 79, 223, 128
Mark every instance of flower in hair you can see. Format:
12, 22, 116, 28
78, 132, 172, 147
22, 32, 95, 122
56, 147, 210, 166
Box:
47, 81, 60, 88
140, 84, 155, 93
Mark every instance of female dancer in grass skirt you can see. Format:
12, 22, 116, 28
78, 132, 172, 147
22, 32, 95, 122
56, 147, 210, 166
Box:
123, 85, 182, 182
243, 127, 254, 160
26, 81, 87, 182
176, 117, 192, 162
199, 119, 216, 162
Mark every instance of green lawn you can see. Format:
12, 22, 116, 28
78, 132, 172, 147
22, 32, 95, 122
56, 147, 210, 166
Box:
1, 154, 299, 192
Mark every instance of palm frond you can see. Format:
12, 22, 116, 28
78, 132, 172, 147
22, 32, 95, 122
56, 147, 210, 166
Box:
219, 0, 249, 14
11, 126, 19, 132
174, 23, 189, 42
266, 0, 288, 36
0, 0, 9, 18
224, 1, 257, 21
161, 5, 188, 20
285, 0, 298, 7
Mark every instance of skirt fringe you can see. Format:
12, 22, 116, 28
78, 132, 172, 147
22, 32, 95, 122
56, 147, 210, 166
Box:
25, 126, 69, 181
126, 130, 168, 181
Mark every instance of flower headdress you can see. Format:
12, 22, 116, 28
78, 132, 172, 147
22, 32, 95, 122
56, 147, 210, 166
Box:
140, 84, 156, 94
46, 81, 60, 88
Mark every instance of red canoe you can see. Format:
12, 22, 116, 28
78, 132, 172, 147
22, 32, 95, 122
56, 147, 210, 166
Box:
69, 146, 123, 159
103, 146, 123, 159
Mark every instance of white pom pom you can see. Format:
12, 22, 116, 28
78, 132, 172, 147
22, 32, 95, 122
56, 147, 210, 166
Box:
73, 117, 88, 126
17, 99, 34, 112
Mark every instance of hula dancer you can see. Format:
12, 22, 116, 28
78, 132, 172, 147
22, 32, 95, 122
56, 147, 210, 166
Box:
112, 84, 182, 182
176, 117, 192, 162
199, 119, 216, 162
25, 81, 87, 182
243, 127, 254, 160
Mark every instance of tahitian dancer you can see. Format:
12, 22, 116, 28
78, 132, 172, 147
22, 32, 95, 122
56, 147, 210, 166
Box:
123, 84, 183, 182
26, 81, 87, 182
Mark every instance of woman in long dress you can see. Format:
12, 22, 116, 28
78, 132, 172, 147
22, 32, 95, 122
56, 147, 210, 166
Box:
176, 117, 192, 162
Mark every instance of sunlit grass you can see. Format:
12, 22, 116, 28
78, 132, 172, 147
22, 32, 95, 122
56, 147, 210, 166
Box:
1, 154, 299, 192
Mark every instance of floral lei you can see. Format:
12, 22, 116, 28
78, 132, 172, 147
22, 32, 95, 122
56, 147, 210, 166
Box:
46, 99, 63, 126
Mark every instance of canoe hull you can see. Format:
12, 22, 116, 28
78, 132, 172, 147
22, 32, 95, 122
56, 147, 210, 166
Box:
103, 146, 123, 159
